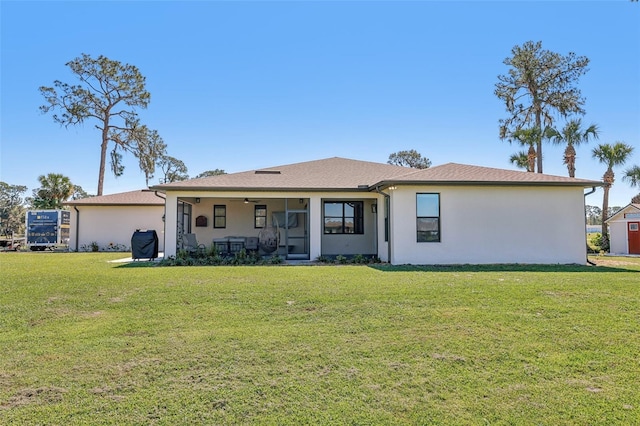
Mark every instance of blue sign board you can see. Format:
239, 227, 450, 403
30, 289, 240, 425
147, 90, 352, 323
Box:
27, 211, 60, 245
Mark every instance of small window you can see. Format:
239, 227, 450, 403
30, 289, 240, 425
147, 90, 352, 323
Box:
255, 205, 267, 228
323, 201, 364, 234
630, 223, 639, 231
214, 205, 226, 228
417, 193, 440, 242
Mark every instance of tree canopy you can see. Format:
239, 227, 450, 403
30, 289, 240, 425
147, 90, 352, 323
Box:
387, 150, 431, 169
31, 173, 75, 210
508, 127, 545, 173
623, 165, 640, 203
71, 185, 93, 200
194, 169, 227, 179
509, 151, 530, 172
623, 165, 640, 188
495, 41, 590, 173
158, 155, 189, 183
547, 119, 599, 177
0, 182, 28, 235
39, 54, 167, 195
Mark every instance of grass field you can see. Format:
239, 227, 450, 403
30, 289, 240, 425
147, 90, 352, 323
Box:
1, 253, 639, 425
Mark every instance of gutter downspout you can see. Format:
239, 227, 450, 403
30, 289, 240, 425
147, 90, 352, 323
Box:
375, 185, 391, 263
584, 186, 597, 266
74, 206, 80, 252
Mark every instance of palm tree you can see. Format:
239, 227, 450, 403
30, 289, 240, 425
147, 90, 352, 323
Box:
32, 173, 74, 209
592, 142, 635, 249
623, 165, 640, 187
623, 165, 640, 204
509, 151, 530, 171
509, 127, 541, 172
548, 119, 599, 177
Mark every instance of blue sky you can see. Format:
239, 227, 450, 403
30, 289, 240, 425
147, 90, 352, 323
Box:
1, 1, 639, 208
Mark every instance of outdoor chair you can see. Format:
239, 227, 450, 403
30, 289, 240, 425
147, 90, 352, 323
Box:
228, 237, 246, 254
213, 237, 229, 255
245, 237, 259, 253
182, 233, 205, 255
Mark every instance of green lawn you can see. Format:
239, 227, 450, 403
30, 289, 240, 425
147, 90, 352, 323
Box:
1, 253, 639, 425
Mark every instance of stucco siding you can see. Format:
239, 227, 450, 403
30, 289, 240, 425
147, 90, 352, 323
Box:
69, 205, 165, 252
390, 185, 587, 264
608, 221, 628, 254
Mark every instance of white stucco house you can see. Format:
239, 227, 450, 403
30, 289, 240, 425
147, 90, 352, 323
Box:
65, 190, 165, 252
149, 157, 602, 265
606, 203, 640, 255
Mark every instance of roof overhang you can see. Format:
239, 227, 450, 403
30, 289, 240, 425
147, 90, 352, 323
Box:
150, 178, 604, 194
65, 203, 164, 207
371, 179, 604, 190
149, 186, 373, 193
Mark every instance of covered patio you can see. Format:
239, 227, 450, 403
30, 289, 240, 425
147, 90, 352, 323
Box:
164, 192, 382, 261
174, 195, 312, 260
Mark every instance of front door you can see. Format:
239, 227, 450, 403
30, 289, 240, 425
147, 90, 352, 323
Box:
628, 222, 640, 254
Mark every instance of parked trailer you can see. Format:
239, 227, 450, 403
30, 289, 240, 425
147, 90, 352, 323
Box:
25, 210, 71, 251
0, 234, 25, 251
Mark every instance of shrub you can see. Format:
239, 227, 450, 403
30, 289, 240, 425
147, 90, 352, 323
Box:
176, 249, 190, 260
590, 233, 602, 249
159, 249, 279, 267
80, 241, 100, 252
103, 242, 128, 252
265, 254, 283, 265
205, 243, 220, 257
335, 255, 348, 264
352, 254, 367, 264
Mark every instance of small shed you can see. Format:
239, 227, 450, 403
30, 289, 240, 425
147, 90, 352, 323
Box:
65, 190, 165, 252
606, 203, 640, 255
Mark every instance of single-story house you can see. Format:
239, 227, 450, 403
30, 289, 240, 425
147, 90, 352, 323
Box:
65, 190, 165, 252
150, 157, 602, 265
606, 203, 640, 255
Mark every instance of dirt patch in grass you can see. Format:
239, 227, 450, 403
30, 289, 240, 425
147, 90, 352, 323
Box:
589, 257, 640, 267
0, 387, 67, 409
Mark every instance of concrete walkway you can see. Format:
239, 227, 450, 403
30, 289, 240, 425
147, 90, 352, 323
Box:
109, 253, 164, 263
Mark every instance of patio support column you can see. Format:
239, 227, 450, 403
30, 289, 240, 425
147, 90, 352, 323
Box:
308, 195, 322, 260
375, 194, 388, 263
164, 193, 178, 258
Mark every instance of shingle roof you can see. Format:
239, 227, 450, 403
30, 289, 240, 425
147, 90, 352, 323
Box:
381, 162, 603, 186
151, 157, 412, 191
149, 157, 602, 192
64, 190, 165, 206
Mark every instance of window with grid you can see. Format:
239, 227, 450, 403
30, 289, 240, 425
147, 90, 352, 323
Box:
213, 205, 226, 228
255, 205, 267, 228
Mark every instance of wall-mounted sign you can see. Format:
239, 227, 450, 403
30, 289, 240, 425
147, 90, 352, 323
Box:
195, 215, 208, 227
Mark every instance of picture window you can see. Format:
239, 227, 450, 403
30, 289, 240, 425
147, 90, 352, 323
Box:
323, 201, 364, 234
